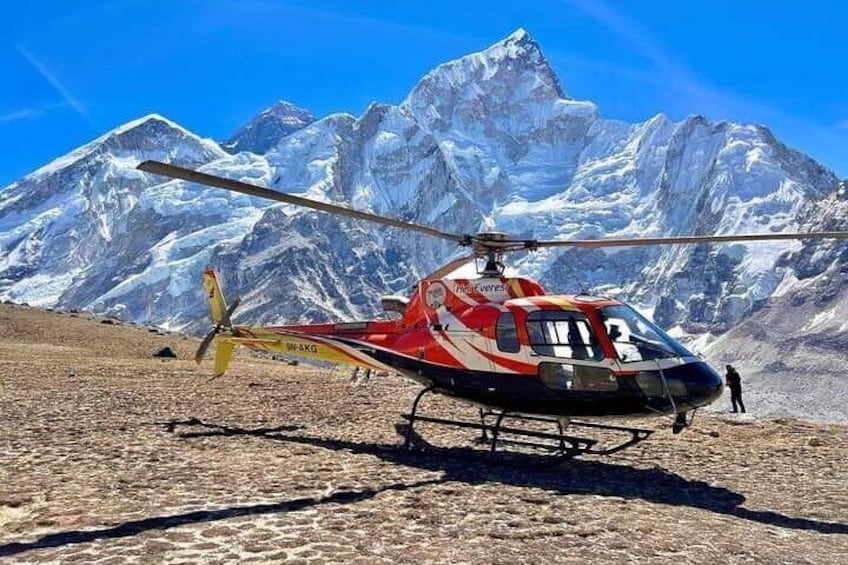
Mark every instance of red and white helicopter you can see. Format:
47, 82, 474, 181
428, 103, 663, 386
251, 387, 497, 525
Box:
139, 161, 848, 456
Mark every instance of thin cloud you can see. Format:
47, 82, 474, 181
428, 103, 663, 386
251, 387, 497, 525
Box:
0, 102, 67, 125
836, 120, 848, 132
568, 0, 731, 113
570, 0, 690, 76
15, 43, 95, 129
204, 0, 473, 52
0, 108, 40, 124
547, 48, 669, 89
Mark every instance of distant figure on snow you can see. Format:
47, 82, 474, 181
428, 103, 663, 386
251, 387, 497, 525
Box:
725, 365, 745, 413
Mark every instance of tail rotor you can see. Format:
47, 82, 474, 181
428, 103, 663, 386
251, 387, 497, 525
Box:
196, 268, 241, 377
195, 295, 240, 363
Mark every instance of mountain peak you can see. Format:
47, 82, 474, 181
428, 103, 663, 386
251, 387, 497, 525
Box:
488, 28, 535, 52
507, 27, 530, 41
479, 28, 548, 70
111, 113, 184, 135
10, 113, 218, 184
224, 101, 315, 155
264, 100, 313, 117
401, 28, 582, 130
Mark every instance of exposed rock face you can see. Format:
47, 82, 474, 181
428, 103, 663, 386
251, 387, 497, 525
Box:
0, 29, 846, 361
223, 101, 315, 155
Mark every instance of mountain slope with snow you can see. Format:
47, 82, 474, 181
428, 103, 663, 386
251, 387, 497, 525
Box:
1, 30, 846, 419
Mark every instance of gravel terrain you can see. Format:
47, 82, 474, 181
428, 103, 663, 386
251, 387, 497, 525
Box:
1, 304, 846, 563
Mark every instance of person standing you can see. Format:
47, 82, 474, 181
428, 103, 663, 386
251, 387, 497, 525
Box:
725, 365, 745, 413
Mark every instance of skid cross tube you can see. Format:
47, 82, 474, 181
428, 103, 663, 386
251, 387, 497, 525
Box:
401, 413, 596, 456
479, 411, 595, 456
478, 408, 489, 443
401, 389, 655, 457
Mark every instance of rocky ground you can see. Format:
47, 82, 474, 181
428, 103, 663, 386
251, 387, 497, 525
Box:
0, 303, 846, 564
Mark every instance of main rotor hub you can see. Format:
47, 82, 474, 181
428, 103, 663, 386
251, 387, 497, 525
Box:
475, 232, 510, 241
471, 232, 510, 256
466, 233, 509, 275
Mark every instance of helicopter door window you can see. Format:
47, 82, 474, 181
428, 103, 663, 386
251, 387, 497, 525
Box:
495, 312, 520, 353
539, 362, 573, 390
539, 363, 618, 392
525, 311, 603, 360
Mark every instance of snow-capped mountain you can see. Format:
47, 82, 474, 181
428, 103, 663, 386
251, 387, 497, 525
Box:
0, 115, 227, 311
223, 101, 315, 155
1, 29, 847, 419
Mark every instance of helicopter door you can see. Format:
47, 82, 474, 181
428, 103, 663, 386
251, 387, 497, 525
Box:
492, 311, 531, 370
525, 310, 618, 392
431, 324, 495, 372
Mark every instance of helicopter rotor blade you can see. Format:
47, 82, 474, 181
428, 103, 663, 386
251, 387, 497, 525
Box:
423, 253, 477, 280
195, 328, 218, 364
515, 231, 848, 250
221, 295, 241, 328
137, 161, 467, 244
138, 161, 848, 256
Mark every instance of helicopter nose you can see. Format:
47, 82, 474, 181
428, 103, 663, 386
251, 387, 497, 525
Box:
683, 361, 724, 408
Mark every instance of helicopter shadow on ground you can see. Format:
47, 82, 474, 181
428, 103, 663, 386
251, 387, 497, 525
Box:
166, 419, 846, 535
0, 469, 441, 557
1, 419, 844, 557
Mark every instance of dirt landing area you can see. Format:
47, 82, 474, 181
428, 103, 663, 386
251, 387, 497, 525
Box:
1, 304, 846, 563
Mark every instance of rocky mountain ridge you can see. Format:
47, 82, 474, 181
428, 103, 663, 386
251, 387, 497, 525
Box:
1, 29, 846, 413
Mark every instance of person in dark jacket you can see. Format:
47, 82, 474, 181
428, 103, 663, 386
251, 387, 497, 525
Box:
725, 365, 745, 413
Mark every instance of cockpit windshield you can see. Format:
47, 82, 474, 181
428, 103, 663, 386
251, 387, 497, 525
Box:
599, 305, 691, 362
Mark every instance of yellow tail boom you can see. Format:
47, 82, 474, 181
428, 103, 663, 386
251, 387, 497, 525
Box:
198, 267, 395, 378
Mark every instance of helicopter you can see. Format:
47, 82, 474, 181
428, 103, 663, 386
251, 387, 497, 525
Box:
138, 160, 848, 457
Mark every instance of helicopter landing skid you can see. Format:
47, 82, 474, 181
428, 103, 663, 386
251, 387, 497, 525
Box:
401, 388, 654, 458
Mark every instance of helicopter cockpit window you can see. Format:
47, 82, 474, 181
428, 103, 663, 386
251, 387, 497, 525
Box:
495, 312, 520, 353
599, 305, 691, 362
525, 311, 603, 360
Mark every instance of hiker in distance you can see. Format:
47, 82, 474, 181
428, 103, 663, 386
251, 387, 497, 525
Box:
725, 365, 745, 413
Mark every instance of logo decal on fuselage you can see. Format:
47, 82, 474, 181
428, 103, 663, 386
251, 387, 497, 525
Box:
425, 282, 447, 308
453, 282, 509, 295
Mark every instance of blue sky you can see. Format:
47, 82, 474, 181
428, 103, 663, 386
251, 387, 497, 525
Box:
2, 0, 846, 187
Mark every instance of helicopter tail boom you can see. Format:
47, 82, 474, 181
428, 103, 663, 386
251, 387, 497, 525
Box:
230, 328, 396, 373
196, 267, 394, 376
